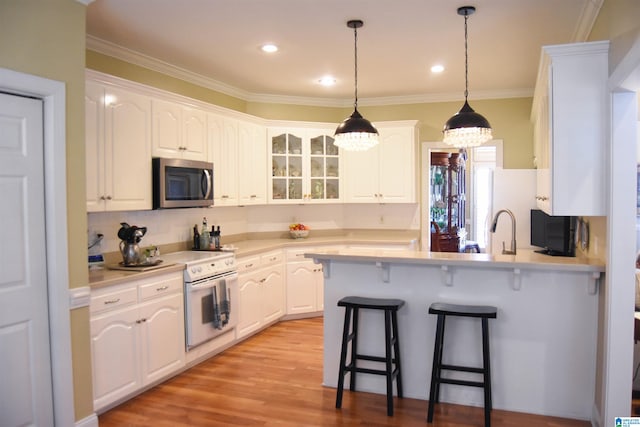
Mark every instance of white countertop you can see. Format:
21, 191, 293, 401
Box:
89, 231, 419, 288
227, 233, 418, 258
89, 262, 185, 289
305, 247, 605, 273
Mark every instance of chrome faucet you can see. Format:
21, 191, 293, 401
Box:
490, 209, 517, 255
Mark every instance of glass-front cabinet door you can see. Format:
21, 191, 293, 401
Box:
268, 127, 341, 203
271, 132, 303, 201
309, 134, 340, 200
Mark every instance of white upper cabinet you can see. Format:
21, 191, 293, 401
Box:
86, 72, 422, 211
238, 121, 268, 205
268, 126, 342, 204
209, 115, 267, 206
344, 122, 418, 203
86, 81, 152, 212
209, 113, 239, 206
152, 99, 207, 161
531, 41, 609, 216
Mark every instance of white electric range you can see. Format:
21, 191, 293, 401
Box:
161, 250, 237, 351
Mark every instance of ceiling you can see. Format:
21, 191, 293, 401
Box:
86, 0, 602, 106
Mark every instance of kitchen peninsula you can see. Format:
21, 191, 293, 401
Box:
306, 248, 605, 421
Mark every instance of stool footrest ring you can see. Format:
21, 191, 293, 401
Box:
435, 377, 486, 388
345, 365, 401, 378
440, 363, 485, 374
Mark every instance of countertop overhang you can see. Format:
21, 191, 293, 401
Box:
304, 248, 605, 274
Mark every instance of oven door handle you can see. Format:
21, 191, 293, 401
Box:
188, 271, 238, 290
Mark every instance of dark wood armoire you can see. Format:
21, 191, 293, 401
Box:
429, 151, 466, 252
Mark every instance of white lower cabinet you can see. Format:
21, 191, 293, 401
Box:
90, 272, 185, 412
236, 251, 285, 339
285, 247, 327, 315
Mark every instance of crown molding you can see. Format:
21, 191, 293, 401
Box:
88, 35, 533, 108
355, 88, 534, 106
572, 0, 604, 42
87, 35, 251, 100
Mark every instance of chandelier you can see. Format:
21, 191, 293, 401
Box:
334, 20, 379, 151
443, 6, 493, 148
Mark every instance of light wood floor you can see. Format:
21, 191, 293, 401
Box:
99, 317, 590, 426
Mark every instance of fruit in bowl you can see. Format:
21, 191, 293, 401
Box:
289, 223, 309, 239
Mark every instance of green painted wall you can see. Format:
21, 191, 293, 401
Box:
88, 53, 535, 169
0, 0, 93, 421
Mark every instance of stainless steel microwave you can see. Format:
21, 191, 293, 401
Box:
152, 158, 213, 209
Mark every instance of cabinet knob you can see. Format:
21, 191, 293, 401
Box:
100, 196, 106, 201
250, 195, 257, 198
156, 285, 169, 292
106, 195, 112, 200
260, 278, 266, 283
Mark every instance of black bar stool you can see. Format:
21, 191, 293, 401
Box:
335, 296, 405, 416
427, 302, 497, 427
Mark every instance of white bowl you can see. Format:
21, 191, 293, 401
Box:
289, 230, 309, 239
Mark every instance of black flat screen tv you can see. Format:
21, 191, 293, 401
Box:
530, 209, 576, 257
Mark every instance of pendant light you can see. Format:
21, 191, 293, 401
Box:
443, 6, 493, 148
334, 19, 379, 151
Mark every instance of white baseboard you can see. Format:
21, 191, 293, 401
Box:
75, 413, 98, 427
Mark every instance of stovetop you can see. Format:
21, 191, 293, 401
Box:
161, 250, 231, 265
161, 250, 236, 282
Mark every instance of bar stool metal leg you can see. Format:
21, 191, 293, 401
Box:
349, 307, 359, 392
384, 309, 394, 416
391, 310, 403, 398
336, 305, 352, 409
482, 317, 492, 427
427, 313, 445, 422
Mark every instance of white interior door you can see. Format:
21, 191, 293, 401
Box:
0, 92, 54, 426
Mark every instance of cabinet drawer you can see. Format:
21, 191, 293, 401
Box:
139, 275, 183, 301
261, 251, 283, 266
237, 255, 261, 273
90, 286, 137, 314
286, 247, 315, 261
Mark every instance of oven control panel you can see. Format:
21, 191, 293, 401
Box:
185, 254, 236, 282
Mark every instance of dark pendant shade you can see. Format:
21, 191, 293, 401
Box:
335, 108, 378, 135
443, 101, 491, 131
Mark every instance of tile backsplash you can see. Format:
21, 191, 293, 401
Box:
88, 203, 420, 254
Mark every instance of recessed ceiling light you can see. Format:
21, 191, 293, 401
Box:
261, 43, 278, 53
318, 76, 337, 86
431, 64, 445, 73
